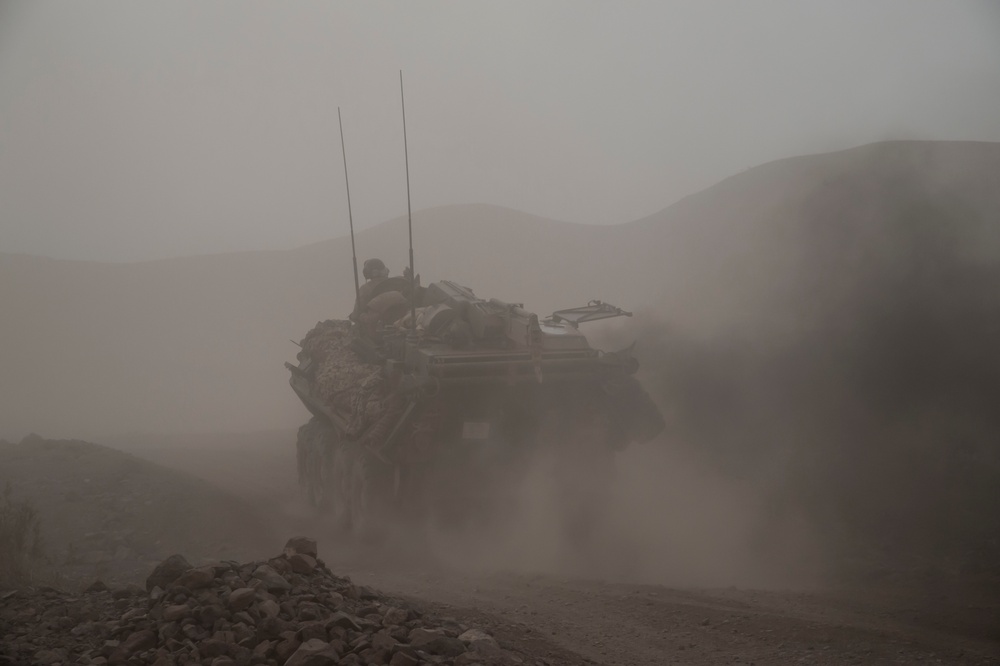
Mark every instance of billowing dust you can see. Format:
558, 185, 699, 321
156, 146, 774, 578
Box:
408, 439, 822, 589
121, 410, 822, 592
28, 143, 999, 598
113, 155, 1000, 593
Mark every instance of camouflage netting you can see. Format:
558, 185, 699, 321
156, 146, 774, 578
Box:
298, 320, 401, 442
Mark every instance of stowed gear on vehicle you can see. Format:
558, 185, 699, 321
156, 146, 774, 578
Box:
287, 274, 665, 534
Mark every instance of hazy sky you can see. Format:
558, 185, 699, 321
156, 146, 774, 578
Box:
1, 1, 999, 261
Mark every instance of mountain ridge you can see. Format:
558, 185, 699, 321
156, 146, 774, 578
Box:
7, 139, 995, 268
1, 139, 998, 439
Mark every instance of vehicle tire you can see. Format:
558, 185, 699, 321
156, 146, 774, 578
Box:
296, 417, 339, 512
559, 445, 614, 547
538, 408, 616, 547
340, 443, 390, 536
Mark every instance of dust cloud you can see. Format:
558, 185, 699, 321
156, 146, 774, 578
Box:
369, 321, 825, 591
105, 160, 1000, 592
612, 161, 1000, 586
6, 142, 999, 598
331, 145, 1000, 590
415, 439, 821, 589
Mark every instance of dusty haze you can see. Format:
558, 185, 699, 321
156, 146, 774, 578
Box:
4, 140, 997, 590
1, 2, 999, 261
2, 141, 997, 441
2, 1, 1000, 625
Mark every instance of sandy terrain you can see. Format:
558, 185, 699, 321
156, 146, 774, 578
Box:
27, 430, 986, 665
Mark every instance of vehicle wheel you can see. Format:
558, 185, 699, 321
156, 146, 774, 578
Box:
341, 443, 390, 536
541, 409, 616, 547
296, 417, 339, 512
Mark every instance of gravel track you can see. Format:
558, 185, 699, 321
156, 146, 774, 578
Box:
9, 433, 997, 665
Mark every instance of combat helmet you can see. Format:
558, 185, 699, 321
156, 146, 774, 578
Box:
362, 258, 389, 280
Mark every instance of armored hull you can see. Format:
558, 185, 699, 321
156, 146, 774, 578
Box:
287, 280, 664, 533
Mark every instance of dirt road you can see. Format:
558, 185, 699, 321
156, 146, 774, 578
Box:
102, 431, 1000, 665
315, 544, 1000, 666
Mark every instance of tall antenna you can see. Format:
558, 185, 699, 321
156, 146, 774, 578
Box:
337, 106, 361, 298
400, 70, 416, 332
338, 107, 361, 302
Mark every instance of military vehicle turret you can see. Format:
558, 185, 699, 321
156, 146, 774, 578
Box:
287, 277, 664, 535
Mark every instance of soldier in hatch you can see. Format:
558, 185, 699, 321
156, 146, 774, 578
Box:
351, 258, 410, 333
351, 258, 390, 322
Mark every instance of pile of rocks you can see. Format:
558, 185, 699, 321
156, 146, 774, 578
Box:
0, 537, 525, 666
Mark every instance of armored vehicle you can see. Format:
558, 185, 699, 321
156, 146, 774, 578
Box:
287, 278, 664, 535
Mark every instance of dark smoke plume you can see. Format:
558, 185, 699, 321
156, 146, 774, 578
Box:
633, 147, 1000, 580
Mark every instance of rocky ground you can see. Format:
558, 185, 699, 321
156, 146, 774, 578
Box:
0, 537, 532, 666
341, 559, 1000, 666
2, 432, 999, 665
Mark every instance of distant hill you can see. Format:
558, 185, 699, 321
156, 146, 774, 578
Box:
0, 435, 272, 587
0, 206, 620, 440
624, 140, 1000, 333
628, 141, 1000, 568
1, 140, 998, 440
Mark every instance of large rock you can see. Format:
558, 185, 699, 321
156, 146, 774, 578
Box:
275, 638, 302, 663
284, 536, 319, 558
371, 628, 396, 651
257, 598, 280, 619
172, 565, 216, 590
145, 554, 192, 592
408, 627, 446, 647
327, 610, 363, 631
252, 564, 291, 592
427, 636, 468, 657
227, 587, 256, 612
32, 649, 65, 666
161, 604, 190, 622
389, 652, 419, 666
284, 638, 340, 666
409, 628, 466, 657
381, 606, 408, 626
289, 553, 317, 574
110, 629, 156, 664
459, 628, 502, 655
200, 639, 230, 658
